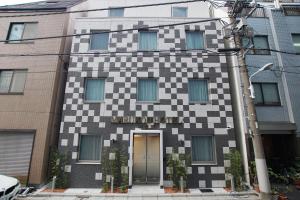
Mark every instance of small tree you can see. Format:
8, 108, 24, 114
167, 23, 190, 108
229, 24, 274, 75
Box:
48, 148, 68, 188
226, 150, 243, 191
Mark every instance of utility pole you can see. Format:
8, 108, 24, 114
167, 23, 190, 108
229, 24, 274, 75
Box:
220, 1, 272, 199
233, 33, 271, 199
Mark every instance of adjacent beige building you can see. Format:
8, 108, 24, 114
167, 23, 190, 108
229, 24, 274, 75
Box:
0, 0, 87, 186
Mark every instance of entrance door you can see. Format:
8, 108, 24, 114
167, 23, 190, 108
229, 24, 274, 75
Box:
133, 134, 160, 184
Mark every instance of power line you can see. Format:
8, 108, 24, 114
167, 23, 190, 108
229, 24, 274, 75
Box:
1, 18, 220, 43
0, 48, 233, 57
0, 0, 205, 18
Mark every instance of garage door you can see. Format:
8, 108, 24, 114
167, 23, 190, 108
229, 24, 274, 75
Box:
0, 132, 34, 179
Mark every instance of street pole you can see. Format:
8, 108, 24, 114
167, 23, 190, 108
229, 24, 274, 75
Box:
234, 34, 271, 199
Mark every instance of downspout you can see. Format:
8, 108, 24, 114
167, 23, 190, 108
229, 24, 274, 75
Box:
224, 37, 251, 186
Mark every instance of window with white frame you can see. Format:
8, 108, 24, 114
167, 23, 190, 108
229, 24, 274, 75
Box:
139, 31, 157, 51
172, 7, 187, 17
109, 8, 124, 17
79, 134, 102, 161
188, 79, 208, 102
242, 35, 270, 55
137, 79, 158, 102
7, 22, 38, 43
292, 34, 300, 53
90, 31, 109, 50
0, 70, 27, 93
84, 78, 105, 102
192, 135, 216, 163
186, 31, 204, 50
253, 82, 280, 106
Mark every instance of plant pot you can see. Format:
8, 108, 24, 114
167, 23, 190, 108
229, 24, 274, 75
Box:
294, 179, 300, 189
253, 184, 260, 193
277, 193, 288, 200
224, 187, 232, 192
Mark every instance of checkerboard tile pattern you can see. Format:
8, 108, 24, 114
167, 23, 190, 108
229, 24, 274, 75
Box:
59, 19, 236, 188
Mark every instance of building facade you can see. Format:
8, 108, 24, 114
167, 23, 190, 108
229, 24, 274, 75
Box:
0, 0, 87, 186
213, 0, 300, 176
59, 0, 237, 188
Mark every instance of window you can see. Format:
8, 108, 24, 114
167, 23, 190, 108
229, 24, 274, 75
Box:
137, 79, 157, 102
292, 34, 300, 53
186, 31, 204, 50
90, 31, 109, 50
192, 136, 216, 163
253, 83, 280, 106
188, 79, 208, 102
172, 7, 187, 17
7, 22, 37, 43
109, 8, 124, 17
0, 70, 27, 93
242, 36, 270, 55
85, 78, 105, 102
139, 31, 157, 51
79, 135, 102, 161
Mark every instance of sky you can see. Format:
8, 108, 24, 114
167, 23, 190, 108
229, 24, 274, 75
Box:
0, 0, 42, 6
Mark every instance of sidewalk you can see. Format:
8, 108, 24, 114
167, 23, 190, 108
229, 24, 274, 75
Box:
18, 186, 260, 200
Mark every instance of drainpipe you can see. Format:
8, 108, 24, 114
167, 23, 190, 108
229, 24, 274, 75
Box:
224, 37, 251, 186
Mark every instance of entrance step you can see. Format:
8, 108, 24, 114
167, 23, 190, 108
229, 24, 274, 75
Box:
128, 185, 164, 195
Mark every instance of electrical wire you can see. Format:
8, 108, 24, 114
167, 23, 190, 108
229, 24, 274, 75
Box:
0, 18, 220, 43
0, 0, 205, 18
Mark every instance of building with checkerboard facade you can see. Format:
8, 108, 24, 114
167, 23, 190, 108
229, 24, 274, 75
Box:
58, 0, 237, 188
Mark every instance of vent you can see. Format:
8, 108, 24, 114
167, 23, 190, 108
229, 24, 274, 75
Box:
199, 188, 214, 193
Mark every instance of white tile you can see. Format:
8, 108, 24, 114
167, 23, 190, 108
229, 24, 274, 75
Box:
95, 173, 102, 180
64, 165, 71, 173
61, 139, 68, 146
199, 180, 206, 188
72, 152, 77, 160
198, 167, 205, 174
211, 180, 226, 187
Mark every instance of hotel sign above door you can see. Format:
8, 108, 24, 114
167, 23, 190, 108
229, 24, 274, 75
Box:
111, 116, 183, 124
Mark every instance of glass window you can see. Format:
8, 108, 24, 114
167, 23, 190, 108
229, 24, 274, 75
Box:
90, 31, 109, 50
186, 31, 204, 50
188, 79, 208, 102
292, 34, 300, 53
243, 36, 270, 55
0, 70, 27, 93
139, 31, 157, 51
253, 83, 280, 105
7, 23, 37, 42
79, 135, 102, 161
85, 78, 105, 102
172, 7, 187, 17
192, 136, 215, 163
109, 8, 124, 17
137, 79, 157, 102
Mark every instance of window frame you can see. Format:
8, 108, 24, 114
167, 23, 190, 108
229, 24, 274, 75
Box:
253, 82, 281, 106
188, 78, 209, 104
185, 30, 205, 50
138, 30, 158, 51
243, 35, 270, 55
89, 30, 110, 51
137, 78, 159, 103
84, 78, 106, 103
6, 22, 38, 43
108, 7, 124, 17
291, 33, 300, 54
78, 134, 102, 163
172, 6, 188, 18
191, 135, 217, 165
0, 69, 27, 94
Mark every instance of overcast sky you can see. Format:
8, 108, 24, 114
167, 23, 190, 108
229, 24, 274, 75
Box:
0, 0, 42, 6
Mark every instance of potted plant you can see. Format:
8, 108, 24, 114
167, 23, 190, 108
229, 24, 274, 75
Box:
249, 161, 259, 192
226, 150, 243, 192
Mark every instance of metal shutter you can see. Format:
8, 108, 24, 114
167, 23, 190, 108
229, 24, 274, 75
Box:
0, 132, 34, 177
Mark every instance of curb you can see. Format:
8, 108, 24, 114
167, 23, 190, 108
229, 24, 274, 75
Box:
31, 191, 259, 198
